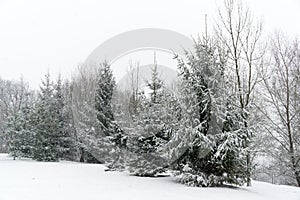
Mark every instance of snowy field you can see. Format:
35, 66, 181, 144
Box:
0, 154, 299, 200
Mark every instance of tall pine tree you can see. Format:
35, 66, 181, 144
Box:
33, 73, 62, 161
95, 62, 116, 138
93, 62, 125, 166
168, 37, 249, 187
127, 54, 171, 176
54, 76, 77, 160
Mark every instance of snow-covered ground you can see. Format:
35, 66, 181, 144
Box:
0, 154, 299, 200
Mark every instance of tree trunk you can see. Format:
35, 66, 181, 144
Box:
295, 170, 300, 187
246, 152, 251, 186
79, 147, 85, 162
291, 155, 300, 187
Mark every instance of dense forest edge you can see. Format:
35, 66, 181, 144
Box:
0, 0, 299, 187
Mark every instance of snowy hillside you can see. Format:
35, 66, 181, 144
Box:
0, 154, 299, 200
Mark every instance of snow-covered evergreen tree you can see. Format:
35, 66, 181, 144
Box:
4, 78, 35, 159
71, 63, 103, 163
94, 62, 126, 166
54, 76, 77, 160
6, 111, 26, 159
127, 55, 172, 176
168, 37, 249, 186
95, 62, 116, 137
33, 73, 62, 161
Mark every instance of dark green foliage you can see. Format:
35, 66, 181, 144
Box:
32, 73, 76, 162
95, 62, 116, 137
55, 78, 77, 160
170, 38, 249, 186
6, 112, 30, 159
126, 57, 172, 176
8, 102, 35, 159
32, 74, 60, 161
94, 62, 127, 166
127, 152, 167, 177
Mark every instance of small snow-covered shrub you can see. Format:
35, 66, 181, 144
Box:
174, 164, 224, 187
126, 153, 167, 177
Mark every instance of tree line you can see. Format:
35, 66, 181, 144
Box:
0, 0, 299, 187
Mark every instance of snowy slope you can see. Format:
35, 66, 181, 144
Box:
0, 154, 299, 200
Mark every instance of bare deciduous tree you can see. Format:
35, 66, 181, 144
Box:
215, 0, 264, 186
258, 34, 300, 186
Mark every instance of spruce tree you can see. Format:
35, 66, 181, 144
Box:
62, 80, 78, 160
33, 73, 60, 161
127, 54, 170, 176
94, 62, 125, 165
169, 37, 248, 186
6, 112, 24, 159
5, 80, 35, 159
19, 98, 36, 158
95, 62, 116, 138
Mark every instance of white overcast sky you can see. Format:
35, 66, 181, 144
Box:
0, 0, 299, 88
